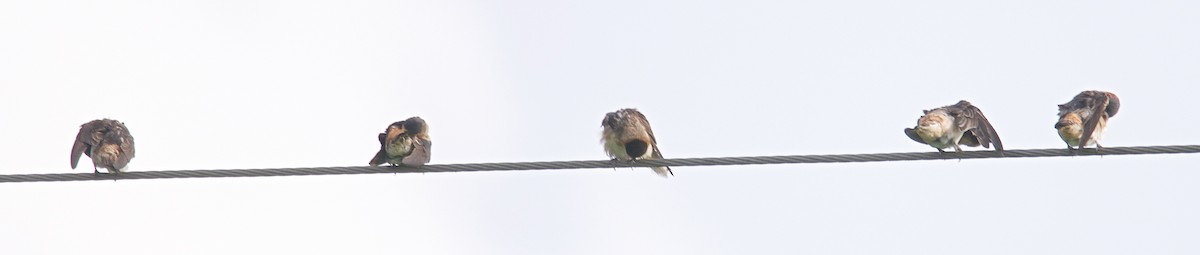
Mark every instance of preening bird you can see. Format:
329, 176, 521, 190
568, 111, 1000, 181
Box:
369, 116, 432, 167
1056, 90, 1120, 154
904, 100, 1004, 156
601, 108, 672, 177
70, 119, 136, 175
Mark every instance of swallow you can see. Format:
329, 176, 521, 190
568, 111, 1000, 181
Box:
369, 116, 432, 167
904, 100, 1004, 157
1055, 90, 1120, 154
70, 119, 136, 175
601, 108, 672, 177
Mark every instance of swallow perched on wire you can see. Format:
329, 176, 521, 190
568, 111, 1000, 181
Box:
70, 119, 136, 175
369, 116, 432, 167
904, 100, 1004, 157
601, 108, 672, 177
1055, 90, 1120, 154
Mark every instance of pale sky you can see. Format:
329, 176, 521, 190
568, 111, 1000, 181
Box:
2, 0, 1199, 254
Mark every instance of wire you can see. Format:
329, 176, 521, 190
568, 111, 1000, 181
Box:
2, 145, 1198, 183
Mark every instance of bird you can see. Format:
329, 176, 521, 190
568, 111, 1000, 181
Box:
904, 100, 1004, 157
369, 116, 432, 167
601, 108, 672, 177
1055, 90, 1120, 154
70, 119, 136, 175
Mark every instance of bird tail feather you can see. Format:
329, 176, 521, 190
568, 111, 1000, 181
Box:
652, 166, 672, 178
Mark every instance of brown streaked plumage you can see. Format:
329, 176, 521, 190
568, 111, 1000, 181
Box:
1056, 90, 1120, 153
369, 116, 432, 167
601, 108, 672, 177
904, 100, 1004, 156
70, 119, 135, 175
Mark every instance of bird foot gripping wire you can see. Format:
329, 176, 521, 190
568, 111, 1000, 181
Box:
935, 149, 963, 162
606, 158, 641, 172
387, 163, 428, 175
92, 167, 119, 181
386, 163, 423, 175
387, 163, 400, 175
93, 170, 121, 181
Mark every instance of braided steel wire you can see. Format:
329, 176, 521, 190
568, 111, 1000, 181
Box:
2, 145, 1197, 183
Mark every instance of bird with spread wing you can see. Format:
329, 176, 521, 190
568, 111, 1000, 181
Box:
904, 100, 1004, 157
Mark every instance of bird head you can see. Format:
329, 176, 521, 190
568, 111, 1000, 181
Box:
99, 127, 128, 145
403, 116, 427, 136
385, 121, 408, 142
917, 111, 948, 130
1105, 92, 1120, 117
602, 111, 623, 129
88, 119, 129, 145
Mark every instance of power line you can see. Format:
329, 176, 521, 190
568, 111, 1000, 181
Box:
2, 145, 1198, 183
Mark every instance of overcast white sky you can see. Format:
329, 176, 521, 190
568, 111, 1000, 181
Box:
2, 0, 1200, 254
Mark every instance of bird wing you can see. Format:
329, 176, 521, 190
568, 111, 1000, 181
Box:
903, 128, 926, 144
1078, 92, 1113, 148
401, 138, 432, 166
626, 110, 664, 159
368, 150, 388, 166
626, 109, 672, 176
69, 138, 89, 169
368, 132, 388, 166
948, 101, 1004, 152
69, 122, 97, 169
958, 131, 982, 147
111, 123, 135, 170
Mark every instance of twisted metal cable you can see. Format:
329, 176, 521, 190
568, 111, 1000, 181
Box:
2, 145, 1198, 183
